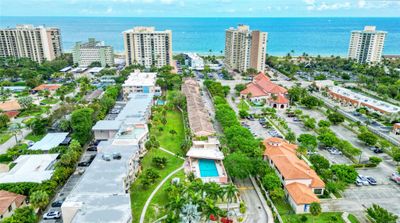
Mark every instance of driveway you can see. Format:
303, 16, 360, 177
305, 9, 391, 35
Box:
236, 178, 268, 223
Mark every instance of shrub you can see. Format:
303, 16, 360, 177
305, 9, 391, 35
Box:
369, 156, 383, 166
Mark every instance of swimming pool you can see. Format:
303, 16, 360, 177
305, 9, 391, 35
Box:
198, 159, 219, 177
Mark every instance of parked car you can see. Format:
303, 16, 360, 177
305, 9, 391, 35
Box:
357, 175, 369, 186
87, 146, 97, 152
366, 176, 377, 185
112, 152, 121, 160
102, 154, 111, 161
293, 118, 301, 122
355, 178, 363, 186
373, 148, 383, 154
51, 198, 65, 207
390, 173, 400, 184
258, 118, 266, 124
43, 211, 61, 220
78, 161, 90, 167
89, 154, 96, 161
27, 141, 35, 147
328, 148, 342, 155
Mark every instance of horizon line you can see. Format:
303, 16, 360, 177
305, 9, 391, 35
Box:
1, 15, 400, 18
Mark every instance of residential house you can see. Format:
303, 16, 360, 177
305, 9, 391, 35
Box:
263, 137, 325, 213
0, 100, 21, 119
0, 190, 27, 220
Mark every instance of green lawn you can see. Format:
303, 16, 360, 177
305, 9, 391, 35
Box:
0, 133, 12, 144
130, 107, 186, 223
238, 99, 250, 111
145, 170, 186, 222
348, 214, 360, 223
274, 199, 345, 223
25, 133, 46, 142
18, 106, 50, 117
40, 97, 59, 105
155, 109, 185, 155
130, 149, 184, 223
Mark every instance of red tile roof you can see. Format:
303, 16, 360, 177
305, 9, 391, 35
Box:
286, 182, 320, 205
263, 137, 325, 188
270, 94, 289, 104
0, 100, 21, 112
33, 84, 61, 91
240, 73, 287, 97
0, 190, 26, 215
4, 111, 20, 119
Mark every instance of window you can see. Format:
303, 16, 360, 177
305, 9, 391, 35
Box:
314, 188, 323, 195
8, 205, 12, 212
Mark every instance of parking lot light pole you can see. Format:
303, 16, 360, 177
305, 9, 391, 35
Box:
358, 151, 363, 164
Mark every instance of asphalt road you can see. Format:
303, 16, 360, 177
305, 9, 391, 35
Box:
235, 178, 268, 223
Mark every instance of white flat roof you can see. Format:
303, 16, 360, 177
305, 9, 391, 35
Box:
122, 70, 157, 87
92, 120, 122, 131
63, 142, 137, 223
88, 67, 104, 73
29, 132, 69, 151
187, 148, 224, 160
330, 86, 400, 114
0, 154, 59, 183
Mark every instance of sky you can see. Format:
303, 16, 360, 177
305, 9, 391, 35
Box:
1, 0, 400, 17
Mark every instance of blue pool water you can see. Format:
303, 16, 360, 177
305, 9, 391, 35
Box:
199, 159, 219, 177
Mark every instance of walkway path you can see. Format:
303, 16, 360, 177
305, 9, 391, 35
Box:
0, 128, 31, 154
159, 147, 185, 160
139, 148, 184, 223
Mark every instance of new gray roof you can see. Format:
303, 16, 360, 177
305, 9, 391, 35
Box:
92, 120, 122, 131
29, 133, 69, 151
64, 141, 138, 223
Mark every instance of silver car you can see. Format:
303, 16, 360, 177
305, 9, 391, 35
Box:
357, 175, 369, 186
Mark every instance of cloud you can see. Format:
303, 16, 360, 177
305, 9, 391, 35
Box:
357, 0, 366, 8
160, 0, 175, 4
106, 7, 113, 13
306, 1, 351, 11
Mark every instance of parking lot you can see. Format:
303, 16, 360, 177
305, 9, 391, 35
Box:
39, 150, 97, 223
322, 182, 400, 221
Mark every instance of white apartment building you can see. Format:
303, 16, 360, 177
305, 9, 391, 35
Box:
72, 38, 114, 67
0, 24, 62, 63
224, 25, 267, 72
184, 53, 204, 70
122, 69, 161, 100
62, 93, 154, 223
348, 26, 386, 63
123, 26, 172, 68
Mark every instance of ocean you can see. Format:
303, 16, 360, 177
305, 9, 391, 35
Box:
0, 17, 399, 56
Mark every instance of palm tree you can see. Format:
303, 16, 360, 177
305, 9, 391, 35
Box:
9, 123, 22, 144
224, 183, 238, 219
201, 198, 222, 222
30, 190, 49, 211
167, 195, 186, 218
205, 182, 222, 201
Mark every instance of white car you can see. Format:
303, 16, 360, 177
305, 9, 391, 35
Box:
391, 173, 400, 184
357, 175, 369, 186
43, 211, 61, 220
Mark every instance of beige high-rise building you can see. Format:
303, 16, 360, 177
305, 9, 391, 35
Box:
224, 25, 267, 72
123, 26, 172, 68
348, 26, 386, 63
0, 24, 62, 63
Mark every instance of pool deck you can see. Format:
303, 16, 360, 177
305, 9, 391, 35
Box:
184, 158, 228, 184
